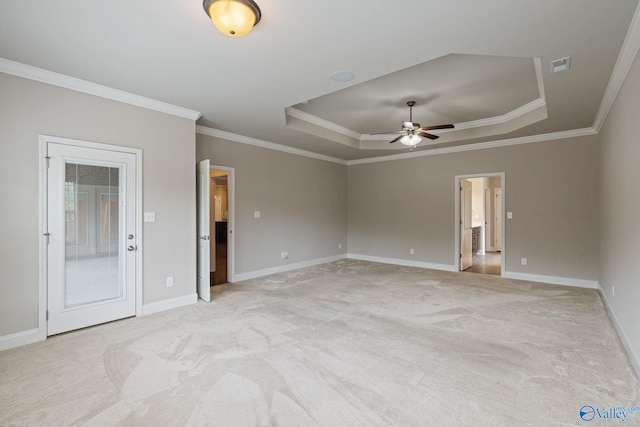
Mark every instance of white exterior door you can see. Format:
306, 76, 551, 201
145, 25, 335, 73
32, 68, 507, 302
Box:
196, 159, 211, 302
460, 179, 473, 270
46, 142, 137, 336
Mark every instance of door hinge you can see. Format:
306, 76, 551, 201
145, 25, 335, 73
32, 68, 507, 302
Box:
45, 156, 51, 168
46, 310, 49, 321
44, 233, 50, 245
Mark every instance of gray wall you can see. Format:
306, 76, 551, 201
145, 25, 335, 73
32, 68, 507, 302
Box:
599, 51, 640, 371
348, 137, 600, 280
196, 134, 348, 275
0, 73, 197, 337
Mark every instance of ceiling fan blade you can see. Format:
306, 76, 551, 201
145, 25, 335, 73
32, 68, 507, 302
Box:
389, 134, 405, 144
419, 124, 455, 131
417, 132, 439, 140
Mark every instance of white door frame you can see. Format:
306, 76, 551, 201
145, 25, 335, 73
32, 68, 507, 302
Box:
483, 186, 491, 253
460, 179, 473, 271
211, 164, 236, 283
494, 187, 503, 251
454, 172, 505, 275
38, 135, 143, 341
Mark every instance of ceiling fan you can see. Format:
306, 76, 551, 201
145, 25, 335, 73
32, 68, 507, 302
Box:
372, 101, 454, 146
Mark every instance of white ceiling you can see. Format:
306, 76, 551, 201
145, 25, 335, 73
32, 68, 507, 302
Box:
1, 0, 639, 160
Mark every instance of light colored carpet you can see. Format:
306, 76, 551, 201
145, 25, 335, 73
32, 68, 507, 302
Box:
1, 260, 638, 426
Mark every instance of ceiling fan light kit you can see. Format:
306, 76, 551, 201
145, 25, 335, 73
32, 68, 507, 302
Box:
203, 0, 261, 37
400, 134, 422, 146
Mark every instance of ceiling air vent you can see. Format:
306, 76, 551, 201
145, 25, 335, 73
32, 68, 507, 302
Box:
551, 56, 571, 73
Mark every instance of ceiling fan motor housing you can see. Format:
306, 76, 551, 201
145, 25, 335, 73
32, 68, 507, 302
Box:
402, 121, 420, 131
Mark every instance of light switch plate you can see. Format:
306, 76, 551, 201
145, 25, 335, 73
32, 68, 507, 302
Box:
254, 211, 261, 218
144, 212, 156, 222
507, 212, 513, 219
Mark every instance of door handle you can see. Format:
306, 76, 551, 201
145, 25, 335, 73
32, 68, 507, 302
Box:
200, 236, 210, 240
127, 245, 137, 251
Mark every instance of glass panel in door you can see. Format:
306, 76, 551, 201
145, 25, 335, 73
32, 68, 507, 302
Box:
64, 163, 122, 308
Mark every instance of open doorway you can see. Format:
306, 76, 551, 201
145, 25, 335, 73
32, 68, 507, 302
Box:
210, 169, 229, 285
455, 173, 504, 276
197, 161, 234, 301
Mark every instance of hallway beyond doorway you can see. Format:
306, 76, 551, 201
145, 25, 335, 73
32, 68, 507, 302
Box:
211, 241, 228, 285
464, 252, 501, 276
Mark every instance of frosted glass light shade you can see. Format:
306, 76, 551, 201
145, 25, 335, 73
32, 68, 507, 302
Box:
400, 134, 422, 146
204, 0, 261, 37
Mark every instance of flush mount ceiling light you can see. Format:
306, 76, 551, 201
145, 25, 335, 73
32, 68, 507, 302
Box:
203, 0, 261, 37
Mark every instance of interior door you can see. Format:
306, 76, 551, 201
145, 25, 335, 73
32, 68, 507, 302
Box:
460, 179, 473, 270
196, 159, 211, 302
494, 188, 502, 251
47, 142, 137, 336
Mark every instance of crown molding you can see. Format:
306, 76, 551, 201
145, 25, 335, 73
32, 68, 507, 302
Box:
348, 128, 597, 166
592, 1, 640, 132
196, 125, 347, 165
0, 58, 202, 121
285, 107, 362, 140
534, 57, 546, 101
198, 124, 596, 167
443, 97, 548, 133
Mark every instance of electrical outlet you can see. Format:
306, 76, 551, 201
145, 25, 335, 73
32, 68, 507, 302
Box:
281, 251, 288, 259
166, 276, 174, 287
410, 248, 415, 255
521, 258, 527, 266
339, 243, 342, 249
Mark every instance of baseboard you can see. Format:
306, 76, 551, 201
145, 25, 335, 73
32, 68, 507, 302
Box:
599, 288, 640, 378
347, 253, 457, 272
0, 328, 39, 352
141, 293, 198, 316
234, 254, 348, 282
502, 271, 600, 289
2, 295, 199, 351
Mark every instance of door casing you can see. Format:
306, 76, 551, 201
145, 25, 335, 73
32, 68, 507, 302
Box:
211, 164, 235, 283
38, 135, 142, 341
460, 179, 473, 270
494, 188, 503, 251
